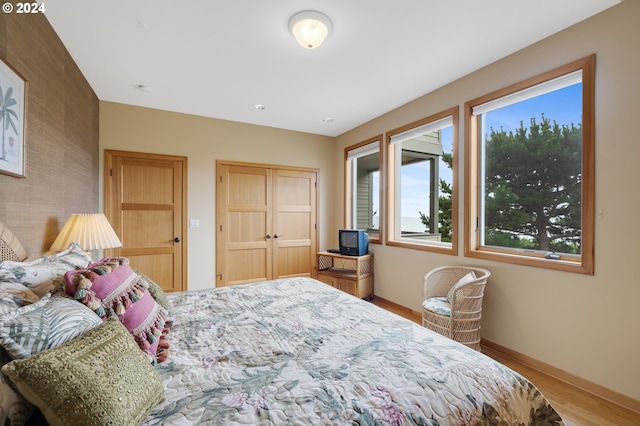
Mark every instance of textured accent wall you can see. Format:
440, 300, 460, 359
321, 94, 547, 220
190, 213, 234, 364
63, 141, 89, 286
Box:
0, 8, 99, 257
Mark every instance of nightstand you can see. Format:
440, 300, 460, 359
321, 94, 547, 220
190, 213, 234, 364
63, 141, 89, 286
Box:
315, 251, 373, 299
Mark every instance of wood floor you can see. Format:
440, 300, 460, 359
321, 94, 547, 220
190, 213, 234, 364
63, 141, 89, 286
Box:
371, 297, 640, 426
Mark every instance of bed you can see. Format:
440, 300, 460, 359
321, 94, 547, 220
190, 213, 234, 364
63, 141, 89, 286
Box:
143, 277, 564, 425
0, 237, 564, 425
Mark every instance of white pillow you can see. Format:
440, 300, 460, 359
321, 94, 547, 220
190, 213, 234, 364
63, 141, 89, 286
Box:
446, 271, 477, 302
0, 243, 92, 297
0, 281, 40, 314
0, 292, 102, 359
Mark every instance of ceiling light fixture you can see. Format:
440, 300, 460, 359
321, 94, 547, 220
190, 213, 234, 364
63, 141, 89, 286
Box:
288, 10, 332, 49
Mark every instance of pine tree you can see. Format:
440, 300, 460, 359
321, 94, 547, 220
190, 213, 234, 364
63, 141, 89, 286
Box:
419, 152, 453, 242
484, 115, 582, 253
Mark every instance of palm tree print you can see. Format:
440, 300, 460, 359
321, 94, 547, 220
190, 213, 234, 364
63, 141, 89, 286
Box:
0, 84, 19, 161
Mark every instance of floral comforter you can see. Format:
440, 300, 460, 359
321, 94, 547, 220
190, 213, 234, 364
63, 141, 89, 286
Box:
143, 278, 564, 425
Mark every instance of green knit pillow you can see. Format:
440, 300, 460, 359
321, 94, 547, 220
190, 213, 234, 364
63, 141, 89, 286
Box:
1, 319, 164, 426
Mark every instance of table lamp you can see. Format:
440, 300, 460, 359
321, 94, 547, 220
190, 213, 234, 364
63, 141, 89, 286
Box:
49, 213, 122, 254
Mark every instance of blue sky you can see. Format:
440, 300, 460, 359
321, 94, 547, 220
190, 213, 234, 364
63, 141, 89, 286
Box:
373, 82, 582, 229
485, 83, 582, 133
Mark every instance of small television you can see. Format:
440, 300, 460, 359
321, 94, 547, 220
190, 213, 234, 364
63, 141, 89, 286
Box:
339, 229, 369, 256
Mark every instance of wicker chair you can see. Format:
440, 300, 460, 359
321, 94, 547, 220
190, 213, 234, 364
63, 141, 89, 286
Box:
422, 266, 490, 351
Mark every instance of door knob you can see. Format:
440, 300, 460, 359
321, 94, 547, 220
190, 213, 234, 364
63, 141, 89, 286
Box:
174, 237, 181, 243
274, 234, 282, 238
266, 234, 272, 239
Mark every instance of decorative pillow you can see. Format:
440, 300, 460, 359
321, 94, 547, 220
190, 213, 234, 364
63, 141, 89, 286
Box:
0, 280, 40, 314
422, 296, 452, 317
135, 269, 169, 309
0, 292, 102, 359
446, 271, 477, 302
0, 220, 28, 262
0, 243, 92, 297
1, 319, 165, 426
64, 257, 171, 363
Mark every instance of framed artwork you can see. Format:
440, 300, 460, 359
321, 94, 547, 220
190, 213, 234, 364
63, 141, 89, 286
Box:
0, 57, 27, 178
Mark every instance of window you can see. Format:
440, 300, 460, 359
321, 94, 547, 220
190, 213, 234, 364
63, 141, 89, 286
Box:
345, 136, 382, 243
465, 55, 595, 274
386, 107, 458, 254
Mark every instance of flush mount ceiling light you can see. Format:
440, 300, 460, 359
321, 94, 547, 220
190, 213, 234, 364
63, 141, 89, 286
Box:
288, 10, 332, 49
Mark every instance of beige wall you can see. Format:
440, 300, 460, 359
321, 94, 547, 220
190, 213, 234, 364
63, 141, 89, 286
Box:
336, 1, 640, 401
99, 102, 337, 291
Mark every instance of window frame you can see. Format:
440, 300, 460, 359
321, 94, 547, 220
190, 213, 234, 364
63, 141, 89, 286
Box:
385, 107, 459, 255
344, 135, 383, 244
464, 55, 595, 274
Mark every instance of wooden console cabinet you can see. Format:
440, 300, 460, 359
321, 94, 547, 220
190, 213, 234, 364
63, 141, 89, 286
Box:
316, 251, 373, 299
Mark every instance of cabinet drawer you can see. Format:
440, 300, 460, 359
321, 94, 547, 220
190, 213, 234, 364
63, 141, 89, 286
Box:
336, 279, 356, 297
316, 273, 336, 287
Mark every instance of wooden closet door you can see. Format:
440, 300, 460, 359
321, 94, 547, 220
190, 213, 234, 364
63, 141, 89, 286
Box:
217, 164, 273, 286
272, 169, 317, 279
216, 161, 317, 287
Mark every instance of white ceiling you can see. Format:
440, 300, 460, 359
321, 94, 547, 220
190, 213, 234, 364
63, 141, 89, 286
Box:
44, 0, 620, 137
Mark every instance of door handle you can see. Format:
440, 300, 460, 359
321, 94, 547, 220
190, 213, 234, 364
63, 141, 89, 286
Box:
174, 237, 181, 243
274, 234, 282, 238
266, 234, 272, 239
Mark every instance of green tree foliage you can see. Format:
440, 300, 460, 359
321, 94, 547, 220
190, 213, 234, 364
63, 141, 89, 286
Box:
484, 115, 582, 253
419, 152, 453, 242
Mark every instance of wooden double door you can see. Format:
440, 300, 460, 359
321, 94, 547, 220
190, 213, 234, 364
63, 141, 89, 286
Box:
216, 161, 318, 286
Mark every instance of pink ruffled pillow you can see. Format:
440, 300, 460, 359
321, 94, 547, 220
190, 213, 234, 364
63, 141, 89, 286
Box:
64, 257, 171, 363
